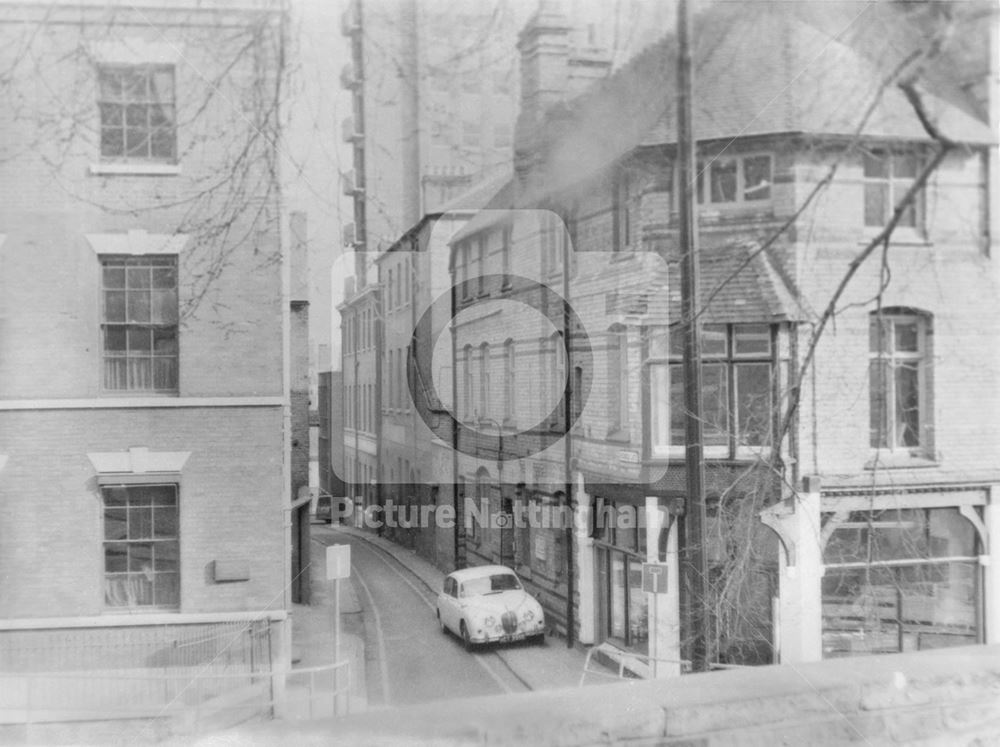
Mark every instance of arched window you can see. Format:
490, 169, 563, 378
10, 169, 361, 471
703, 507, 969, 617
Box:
463, 345, 473, 420
503, 339, 515, 421
607, 324, 629, 432
479, 343, 491, 418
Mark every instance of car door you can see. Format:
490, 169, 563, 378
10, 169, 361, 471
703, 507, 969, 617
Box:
439, 577, 459, 632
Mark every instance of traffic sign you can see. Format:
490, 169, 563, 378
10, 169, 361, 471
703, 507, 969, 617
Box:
326, 544, 351, 580
641, 562, 669, 594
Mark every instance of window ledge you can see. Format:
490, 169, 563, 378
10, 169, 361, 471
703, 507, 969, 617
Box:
604, 428, 631, 444
859, 230, 931, 248
90, 162, 181, 176
864, 451, 938, 470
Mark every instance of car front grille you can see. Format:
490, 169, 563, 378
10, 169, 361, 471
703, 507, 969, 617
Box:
501, 611, 518, 634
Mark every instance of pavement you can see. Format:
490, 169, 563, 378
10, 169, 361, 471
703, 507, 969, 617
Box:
295, 522, 617, 701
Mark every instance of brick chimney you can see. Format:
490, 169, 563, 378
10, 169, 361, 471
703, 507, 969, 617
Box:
514, 1, 611, 182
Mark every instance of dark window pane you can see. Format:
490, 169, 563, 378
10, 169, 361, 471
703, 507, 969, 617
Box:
148, 104, 174, 128
127, 327, 152, 353
154, 572, 180, 606
869, 316, 891, 353
125, 103, 147, 127
702, 362, 729, 445
869, 360, 889, 448
702, 325, 727, 357
669, 363, 685, 445
894, 321, 919, 352
127, 266, 151, 289
895, 363, 920, 447
129, 507, 153, 539
897, 197, 917, 228
710, 158, 737, 203
864, 183, 887, 226
155, 541, 179, 570
103, 486, 128, 506
146, 485, 177, 505
743, 155, 771, 200
153, 327, 177, 355
129, 486, 158, 506
104, 291, 126, 322
103, 265, 126, 288
734, 324, 771, 356
863, 151, 888, 178
150, 128, 175, 160
152, 289, 178, 324
153, 357, 178, 390
101, 127, 124, 157
104, 358, 127, 389
127, 292, 151, 323
122, 71, 147, 100
125, 127, 150, 158
128, 357, 152, 389
98, 102, 122, 127
894, 154, 919, 179
104, 326, 127, 352
151, 69, 174, 102
152, 266, 176, 289
128, 543, 153, 572
104, 508, 127, 540
99, 70, 123, 100
736, 363, 771, 446
153, 507, 178, 538
105, 544, 128, 572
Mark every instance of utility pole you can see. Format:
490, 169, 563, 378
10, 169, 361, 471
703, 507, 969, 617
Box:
676, 0, 710, 672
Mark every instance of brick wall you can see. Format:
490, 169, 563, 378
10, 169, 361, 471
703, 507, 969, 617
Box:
0, 11, 284, 400
0, 407, 285, 618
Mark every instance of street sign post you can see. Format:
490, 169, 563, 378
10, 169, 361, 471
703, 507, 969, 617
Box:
642, 562, 669, 594
642, 561, 670, 679
326, 544, 351, 713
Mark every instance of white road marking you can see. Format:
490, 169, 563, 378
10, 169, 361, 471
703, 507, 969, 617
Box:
350, 560, 393, 707
345, 534, 519, 696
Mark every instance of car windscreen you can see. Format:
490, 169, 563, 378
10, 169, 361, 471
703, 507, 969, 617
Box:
462, 573, 521, 596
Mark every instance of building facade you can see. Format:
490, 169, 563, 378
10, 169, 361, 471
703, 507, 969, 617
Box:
0, 0, 297, 717
448, 0, 1000, 672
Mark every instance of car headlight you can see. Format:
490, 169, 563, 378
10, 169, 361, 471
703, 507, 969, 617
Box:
484, 616, 496, 628
522, 609, 534, 622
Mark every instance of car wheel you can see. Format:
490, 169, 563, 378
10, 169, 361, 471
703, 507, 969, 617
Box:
460, 621, 474, 652
530, 632, 545, 646
437, 609, 447, 634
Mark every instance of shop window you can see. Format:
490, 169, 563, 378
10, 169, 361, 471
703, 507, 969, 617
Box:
822, 506, 978, 657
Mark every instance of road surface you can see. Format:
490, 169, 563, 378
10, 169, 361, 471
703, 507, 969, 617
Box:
313, 527, 532, 708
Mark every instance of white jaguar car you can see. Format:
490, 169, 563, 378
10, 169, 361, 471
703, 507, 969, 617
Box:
436, 565, 546, 650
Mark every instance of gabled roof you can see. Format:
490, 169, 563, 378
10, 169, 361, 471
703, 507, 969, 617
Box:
668, 242, 802, 324
543, 0, 994, 191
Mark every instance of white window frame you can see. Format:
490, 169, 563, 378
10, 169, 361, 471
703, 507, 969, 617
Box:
868, 311, 930, 455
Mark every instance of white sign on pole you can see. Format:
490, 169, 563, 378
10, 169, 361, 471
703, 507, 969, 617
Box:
326, 544, 351, 580
641, 562, 669, 594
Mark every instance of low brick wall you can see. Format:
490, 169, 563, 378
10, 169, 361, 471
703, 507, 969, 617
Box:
225, 645, 1000, 746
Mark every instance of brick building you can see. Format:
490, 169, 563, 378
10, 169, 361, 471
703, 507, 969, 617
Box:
448, 0, 1000, 672
0, 0, 301, 719
337, 0, 521, 553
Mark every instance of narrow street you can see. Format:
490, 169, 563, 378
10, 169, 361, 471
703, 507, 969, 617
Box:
312, 527, 532, 708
